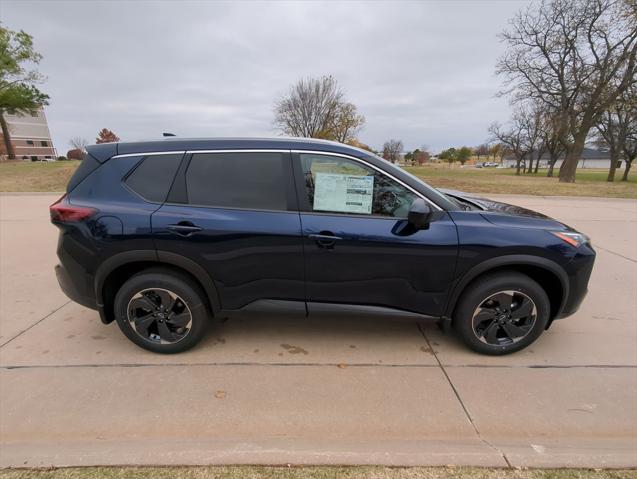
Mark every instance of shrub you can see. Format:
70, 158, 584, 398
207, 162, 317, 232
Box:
66, 149, 85, 160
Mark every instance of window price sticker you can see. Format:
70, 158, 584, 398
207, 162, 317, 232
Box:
313, 173, 374, 214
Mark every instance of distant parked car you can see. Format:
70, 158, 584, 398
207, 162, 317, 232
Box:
51, 138, 595, 356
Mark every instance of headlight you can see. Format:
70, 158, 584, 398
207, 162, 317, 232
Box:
550, 231, 589, 248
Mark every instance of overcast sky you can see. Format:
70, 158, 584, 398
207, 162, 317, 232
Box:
2, 0, 530, 153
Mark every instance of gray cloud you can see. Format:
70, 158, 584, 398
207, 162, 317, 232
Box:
2, 0, 530, 153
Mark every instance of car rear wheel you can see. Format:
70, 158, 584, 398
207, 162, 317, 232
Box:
114, 268, 209, 353
453, 272, 550, 355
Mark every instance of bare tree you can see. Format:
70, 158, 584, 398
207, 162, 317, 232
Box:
489, 106, 543, 175
490, 121, 524, 175
538, 111, 567, 177
68, 137, 89, 158
595, 85, 636, 181
475, 144, 490, 161
414, 145, 431, 165
489, 143, 502, 163
621, 124, 637, 181
496, 0, 637, 183
273, 76, 365, 142
382, 139, 403, 164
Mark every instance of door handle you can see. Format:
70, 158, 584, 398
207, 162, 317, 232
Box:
167, 222, 202, 236
308, 233, 343, 248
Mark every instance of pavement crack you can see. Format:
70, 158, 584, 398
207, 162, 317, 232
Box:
1, 362, 441, 370
417, 322, 513, 468
1, 362, 635, 370
0, 301, 71, 349
594, 245, 636, 263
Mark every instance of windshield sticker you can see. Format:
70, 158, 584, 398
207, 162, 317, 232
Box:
313, 173, 374, 214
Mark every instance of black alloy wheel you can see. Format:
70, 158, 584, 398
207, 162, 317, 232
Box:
471, 290, 537, 346
127, 288, 193, 344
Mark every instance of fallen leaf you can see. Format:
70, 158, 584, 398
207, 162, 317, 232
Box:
214, 390, 226, 399
337, 363, 347, 369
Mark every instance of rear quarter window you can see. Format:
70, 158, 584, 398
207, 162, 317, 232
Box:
125, 153, 184, 203
66, 154, 101, 192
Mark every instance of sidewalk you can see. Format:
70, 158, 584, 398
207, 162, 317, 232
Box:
1, 194, 635, 468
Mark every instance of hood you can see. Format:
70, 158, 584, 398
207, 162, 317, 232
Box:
438, 188, 549, 218
438, 188, 572, 231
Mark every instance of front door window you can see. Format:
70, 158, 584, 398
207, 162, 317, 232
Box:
299, 153, 417, 218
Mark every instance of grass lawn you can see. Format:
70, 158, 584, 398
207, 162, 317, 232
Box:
1, 467, 636, 479
405, 165, 636, 199
0, 160, 635, 199
0, 161, 80, 193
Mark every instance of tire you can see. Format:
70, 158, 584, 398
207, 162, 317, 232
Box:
114, 268, 210, 354
452, 271, 550, 355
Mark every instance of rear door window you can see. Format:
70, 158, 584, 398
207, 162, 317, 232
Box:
125, 153, 184, 203
185, 152, 289, 211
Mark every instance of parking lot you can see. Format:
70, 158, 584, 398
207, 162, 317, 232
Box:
0, 193, 635, 468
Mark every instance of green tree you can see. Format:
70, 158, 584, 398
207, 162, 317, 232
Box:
438, 147, 457, 166
457, 146, 472, 165
0, 25, 49, 159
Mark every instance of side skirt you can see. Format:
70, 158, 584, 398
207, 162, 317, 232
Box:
219, 299, 441, 323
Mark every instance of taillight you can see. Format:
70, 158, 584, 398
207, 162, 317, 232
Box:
49, 194, 97, 222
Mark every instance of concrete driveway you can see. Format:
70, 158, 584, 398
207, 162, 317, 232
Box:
1, 193, 636, 468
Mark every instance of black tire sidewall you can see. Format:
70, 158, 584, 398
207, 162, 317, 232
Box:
453, 272, 550, 355
114, 271, 209, 354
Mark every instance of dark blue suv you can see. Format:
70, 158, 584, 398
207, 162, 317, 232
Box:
51, 138, 595, 355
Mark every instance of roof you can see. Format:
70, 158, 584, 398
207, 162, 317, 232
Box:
84, 136, 461, 211
86, 137, 371, 163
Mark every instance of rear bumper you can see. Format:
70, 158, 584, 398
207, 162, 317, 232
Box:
55, 263, 98, 310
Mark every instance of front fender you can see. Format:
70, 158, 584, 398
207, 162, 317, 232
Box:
442, 254, 569, 320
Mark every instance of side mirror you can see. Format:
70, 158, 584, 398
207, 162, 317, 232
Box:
407, 198, 432, 229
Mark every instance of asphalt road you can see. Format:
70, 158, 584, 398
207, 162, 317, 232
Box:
0, 193, 635, 468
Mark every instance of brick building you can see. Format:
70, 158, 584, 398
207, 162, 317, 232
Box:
0, 108, 56, 161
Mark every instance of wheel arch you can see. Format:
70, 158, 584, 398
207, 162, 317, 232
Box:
95, 250, 221, 324
444, 255, 569, 325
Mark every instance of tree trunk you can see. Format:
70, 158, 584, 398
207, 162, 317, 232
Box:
515, 157, 522, 175
558, 134, 587, 183
534, 156, 540, 173
547, 155, 557, 177
0, 111, 15, 160
606, 148, 618, 182
622, 160, 633, 181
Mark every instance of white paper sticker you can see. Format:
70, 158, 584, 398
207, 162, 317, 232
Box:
313, 173, 374, 214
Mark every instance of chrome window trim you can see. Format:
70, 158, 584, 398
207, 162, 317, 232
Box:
186, 149, 291, 154
112, 151, 186, 158
291, 149, 442, 211
110, 148, 442, 211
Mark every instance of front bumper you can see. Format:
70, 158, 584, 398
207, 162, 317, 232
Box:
555, 243, 596, 320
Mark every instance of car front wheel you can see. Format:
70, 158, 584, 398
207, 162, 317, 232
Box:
453, 271, 550, 355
